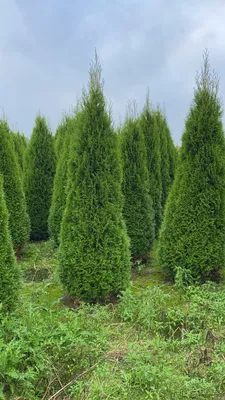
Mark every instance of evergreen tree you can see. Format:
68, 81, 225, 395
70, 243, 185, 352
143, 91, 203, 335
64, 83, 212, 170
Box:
139, 96, 162, 237
157, 111, 171, 210
121, 106, 155, 258
0, 120, 30, 250
157, 53, 225, 284
157, 112, 177, 210
59, 56, 131, 302
49, 114, 77, 246
24, 115, 56, 241
164, 118, 177, 189
54, 116, 69, 159
0, 175, 20, 312
11, 131, 27, 172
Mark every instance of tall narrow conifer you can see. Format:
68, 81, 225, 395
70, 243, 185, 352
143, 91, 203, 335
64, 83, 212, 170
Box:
0, 120, 30, 249
121, 106, 155, 258
24, 115, 56, 240
157, 112, 177, 210
157, 53, 225, 283
59, 56, 131, 301
0, 175, 20, 312
11, 131, 27, 172
139, 96, 162, 237
54, 116, 69, 158
49, 115, 77, 246
164, 117, 177, 188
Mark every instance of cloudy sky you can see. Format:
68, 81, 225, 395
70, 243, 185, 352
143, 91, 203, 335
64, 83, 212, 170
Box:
0, 0, 225, 144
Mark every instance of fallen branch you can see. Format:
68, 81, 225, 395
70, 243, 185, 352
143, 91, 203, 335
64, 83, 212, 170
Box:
41, 376, 57, 400
48, 362, 100, 400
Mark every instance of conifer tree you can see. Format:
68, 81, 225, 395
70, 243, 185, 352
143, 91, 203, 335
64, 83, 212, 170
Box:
59, 56, 131, 301
164, 118, 177, 189
49, 114, 77, 246
54, 116, 69, 158
121, 106, 155, 258
0, 175, 20, 312
157, 53, 225, 283
157, 111, 171, 210
139, 96, 162, 237
157, 112, 177, 210
24, 115, 56, 241
11, 131, 27, 172
0, 120, 30, 250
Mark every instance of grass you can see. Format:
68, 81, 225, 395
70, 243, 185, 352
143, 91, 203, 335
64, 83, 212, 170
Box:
20, 241, 63, 310
1, 242, 225, 399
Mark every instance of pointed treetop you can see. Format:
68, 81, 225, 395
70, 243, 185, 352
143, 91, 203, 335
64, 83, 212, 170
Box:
196, 49, 220, 97
145, 87, 151, 109
126, 100, 138, 121
88, 49, 103, 92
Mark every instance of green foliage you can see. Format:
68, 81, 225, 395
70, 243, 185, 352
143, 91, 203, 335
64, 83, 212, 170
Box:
49, 115, 77, 246
157, 53, 225, 283
54, 115, 70, 158
59, 56, 131, 302
121, 109, 155, 258
0, 301, 111, 399
1, 242, 225, 398
139, 96, 162, 237
0, 175, 20, 313
166, 121, 177, 185
0, 120, 30, 249
24, 115, 56, 241
11, 131, 27, 172
118, 286, 169, 332
156, 110, 171, 210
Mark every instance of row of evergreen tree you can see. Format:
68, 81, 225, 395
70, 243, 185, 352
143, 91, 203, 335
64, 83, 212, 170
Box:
47, 59, 176, 302
0, 56, 176, 310
1, 51, 223, 312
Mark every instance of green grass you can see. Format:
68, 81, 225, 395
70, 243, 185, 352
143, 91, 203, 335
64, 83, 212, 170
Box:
1, 242, 225, 399
19, 241, 63, 310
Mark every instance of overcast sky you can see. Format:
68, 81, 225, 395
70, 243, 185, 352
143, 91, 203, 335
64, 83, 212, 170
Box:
0, 0, 225, 145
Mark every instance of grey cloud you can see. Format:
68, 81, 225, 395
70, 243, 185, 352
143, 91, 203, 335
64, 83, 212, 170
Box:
0, 0, 225, 144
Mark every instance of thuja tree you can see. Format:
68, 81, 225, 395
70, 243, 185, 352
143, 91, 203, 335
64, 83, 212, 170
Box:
59, 56, 131, 302
0, 120, 30, 250
157, 53, 225, 284
11, 131, 27, 172
24, 115, 56, 241
121, 106, 155, 258
49, 114, 77, 246
157, 111, 177, 210
54, 116, 70, 159
139, 96, 162, 237
157, 110, 171, 210
164, 117, 177, 190
0, 175, 20, 312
